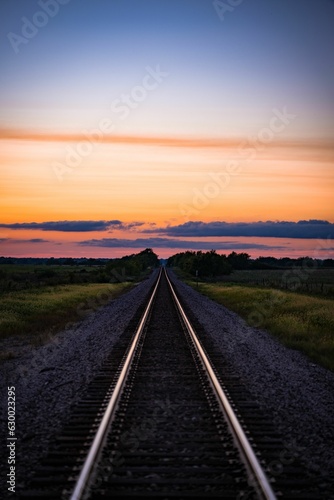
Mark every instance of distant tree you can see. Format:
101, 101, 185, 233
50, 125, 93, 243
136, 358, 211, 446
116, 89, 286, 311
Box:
106, 248, 159, 279
253, 257, 280, 269
227, 252, 250, 270
168, 250, 231, 277
64, 258, 75, 266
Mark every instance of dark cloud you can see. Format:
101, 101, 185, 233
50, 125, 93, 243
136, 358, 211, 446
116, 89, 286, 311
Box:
119, 221, 145, 230
144, 220, 334, 239
28, 238, 49, 243
78, 238, 284, 251
0, 238, 49, 244
0, 220, 123, 232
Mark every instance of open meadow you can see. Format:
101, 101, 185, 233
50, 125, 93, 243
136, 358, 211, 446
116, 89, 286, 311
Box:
0, 249, 159, 358
216, 268, 334, 297
188, 276, 334, 371
0, 282, 132, 340
0, 262, 138, 360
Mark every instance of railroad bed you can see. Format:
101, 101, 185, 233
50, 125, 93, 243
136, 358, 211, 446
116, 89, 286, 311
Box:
21, 269, 321, 499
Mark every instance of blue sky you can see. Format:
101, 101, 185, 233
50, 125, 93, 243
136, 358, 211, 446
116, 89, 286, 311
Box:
1, 0, 334, 138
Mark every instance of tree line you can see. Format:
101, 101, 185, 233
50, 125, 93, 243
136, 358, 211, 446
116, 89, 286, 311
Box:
167, 251, 334, 278
106, 248, 160, 280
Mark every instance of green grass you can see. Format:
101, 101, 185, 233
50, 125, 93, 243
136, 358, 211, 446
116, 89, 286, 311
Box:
215, 269, 334, 297
189, 282, 334, 371
0, 282, 133, 340
0, 263, 112, 292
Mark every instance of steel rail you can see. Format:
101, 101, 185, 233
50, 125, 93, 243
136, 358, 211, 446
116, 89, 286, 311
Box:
69, 268, 162, 500
164, 268, 277, 500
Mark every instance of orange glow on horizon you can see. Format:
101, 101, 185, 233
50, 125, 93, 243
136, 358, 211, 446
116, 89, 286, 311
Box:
1, 132, 333, 258
1, 138, 333, 219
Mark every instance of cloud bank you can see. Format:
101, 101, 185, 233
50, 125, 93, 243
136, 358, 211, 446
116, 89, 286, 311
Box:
0, 219, 332, 240
78, 238, 283, 251
144, 220, 334, 239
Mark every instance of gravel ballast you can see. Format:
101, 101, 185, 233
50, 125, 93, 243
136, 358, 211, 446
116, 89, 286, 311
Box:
1, 269, 333, 495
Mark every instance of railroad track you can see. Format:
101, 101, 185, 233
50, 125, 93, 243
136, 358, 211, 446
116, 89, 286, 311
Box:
21, 268, 321, 499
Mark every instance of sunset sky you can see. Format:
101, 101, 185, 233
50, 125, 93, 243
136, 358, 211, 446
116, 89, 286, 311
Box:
1, 0, 333, 258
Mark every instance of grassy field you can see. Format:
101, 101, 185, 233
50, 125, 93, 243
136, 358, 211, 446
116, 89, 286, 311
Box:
0, 263, 114, 292
189, 281, 334, 371
208, 268, 334, 297
0, 282, 133, 342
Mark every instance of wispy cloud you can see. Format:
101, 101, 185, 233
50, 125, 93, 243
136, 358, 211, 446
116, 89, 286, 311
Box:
118, 221, 145, 231
78, 237, 284, 251
144, 220, 334, 239
2, 129, 333, 153
0, 129, 239, 149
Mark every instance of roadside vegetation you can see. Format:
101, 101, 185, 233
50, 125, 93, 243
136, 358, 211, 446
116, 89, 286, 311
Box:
185, 280, 334, 371
0, 248, 159, 292
0, 282, 132, 341
0, 249, 159, 348
168, 250, 334, 371
168, 251, 334, 298
211, 268, 334, 297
